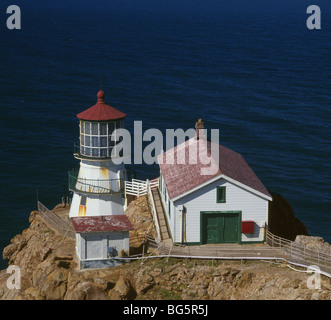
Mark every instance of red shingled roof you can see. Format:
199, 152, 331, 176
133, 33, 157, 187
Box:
157, 137, 271, 200
71, 215, 134, 233
77, 90, 126, 121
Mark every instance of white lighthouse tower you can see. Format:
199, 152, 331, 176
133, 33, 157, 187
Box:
69, 89, 127, 218
69, 89, 133, 269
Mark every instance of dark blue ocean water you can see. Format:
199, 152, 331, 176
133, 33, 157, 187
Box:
0, 0, 330, 269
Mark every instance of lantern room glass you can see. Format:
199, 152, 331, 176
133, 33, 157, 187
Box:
79, 119, 123, 158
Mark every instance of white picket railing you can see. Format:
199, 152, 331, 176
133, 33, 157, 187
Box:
125, 177, 160, 197
125, 179, 148, 196
149, 177, 160, 189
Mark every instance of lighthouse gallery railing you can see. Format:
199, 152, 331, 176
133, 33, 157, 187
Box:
68, 168, 125, 194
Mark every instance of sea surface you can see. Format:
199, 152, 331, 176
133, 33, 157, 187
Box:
0, 0, 330, 269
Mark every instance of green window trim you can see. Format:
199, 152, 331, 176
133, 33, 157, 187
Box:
216, 186, 226, 203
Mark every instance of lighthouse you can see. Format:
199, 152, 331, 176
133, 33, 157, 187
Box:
69, 89, 128, 218
69, 89, 133, 269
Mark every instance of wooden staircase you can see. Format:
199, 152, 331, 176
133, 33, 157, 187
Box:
151, 188, 171, 241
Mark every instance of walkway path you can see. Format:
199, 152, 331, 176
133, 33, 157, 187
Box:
151, 188, 171, 241
147, 235, 285, 260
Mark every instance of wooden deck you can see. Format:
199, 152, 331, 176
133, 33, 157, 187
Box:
147, 236, 286, 260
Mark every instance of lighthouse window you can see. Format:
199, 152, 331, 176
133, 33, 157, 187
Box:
92, 136, 99, 147
100, 123, 107, 135
108, 122, 115, 134
79, 120, 124, 158
116, 119, 123, 130
100, 137, 107, 147
84, 122, 90, 135
85, 136, 90, 146
111, 131, 118, 145
109, 136, 115, 147
92, 123, 98, 135
80, 196, 86, 206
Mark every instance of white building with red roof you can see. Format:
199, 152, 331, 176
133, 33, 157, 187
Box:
157, 120, 272, 245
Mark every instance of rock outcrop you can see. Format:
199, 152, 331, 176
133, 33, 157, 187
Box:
295, 235, 331, 256
268, 192, 308, 241
0, 196, 330, 300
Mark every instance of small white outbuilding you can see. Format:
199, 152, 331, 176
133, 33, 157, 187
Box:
71, 215, 133, 269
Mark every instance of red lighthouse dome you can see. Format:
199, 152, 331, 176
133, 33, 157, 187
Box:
77, 90, 126, 121
76, 89, 126, 159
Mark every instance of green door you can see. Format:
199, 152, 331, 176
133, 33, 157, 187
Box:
205, 215, 220, 243
201, 212, 241, 244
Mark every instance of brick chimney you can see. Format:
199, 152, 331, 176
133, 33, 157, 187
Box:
195, 119, 204, 140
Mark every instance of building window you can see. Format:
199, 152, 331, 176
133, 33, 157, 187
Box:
216, 186, 226, 203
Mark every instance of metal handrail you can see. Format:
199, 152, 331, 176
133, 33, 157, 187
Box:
37, 201, 75, 239
266, 230, 331, 274
68, 168, 125, 194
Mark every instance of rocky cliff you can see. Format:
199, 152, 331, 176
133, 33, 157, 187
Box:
268, 192, 309, 241
0, 195, 330, 300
